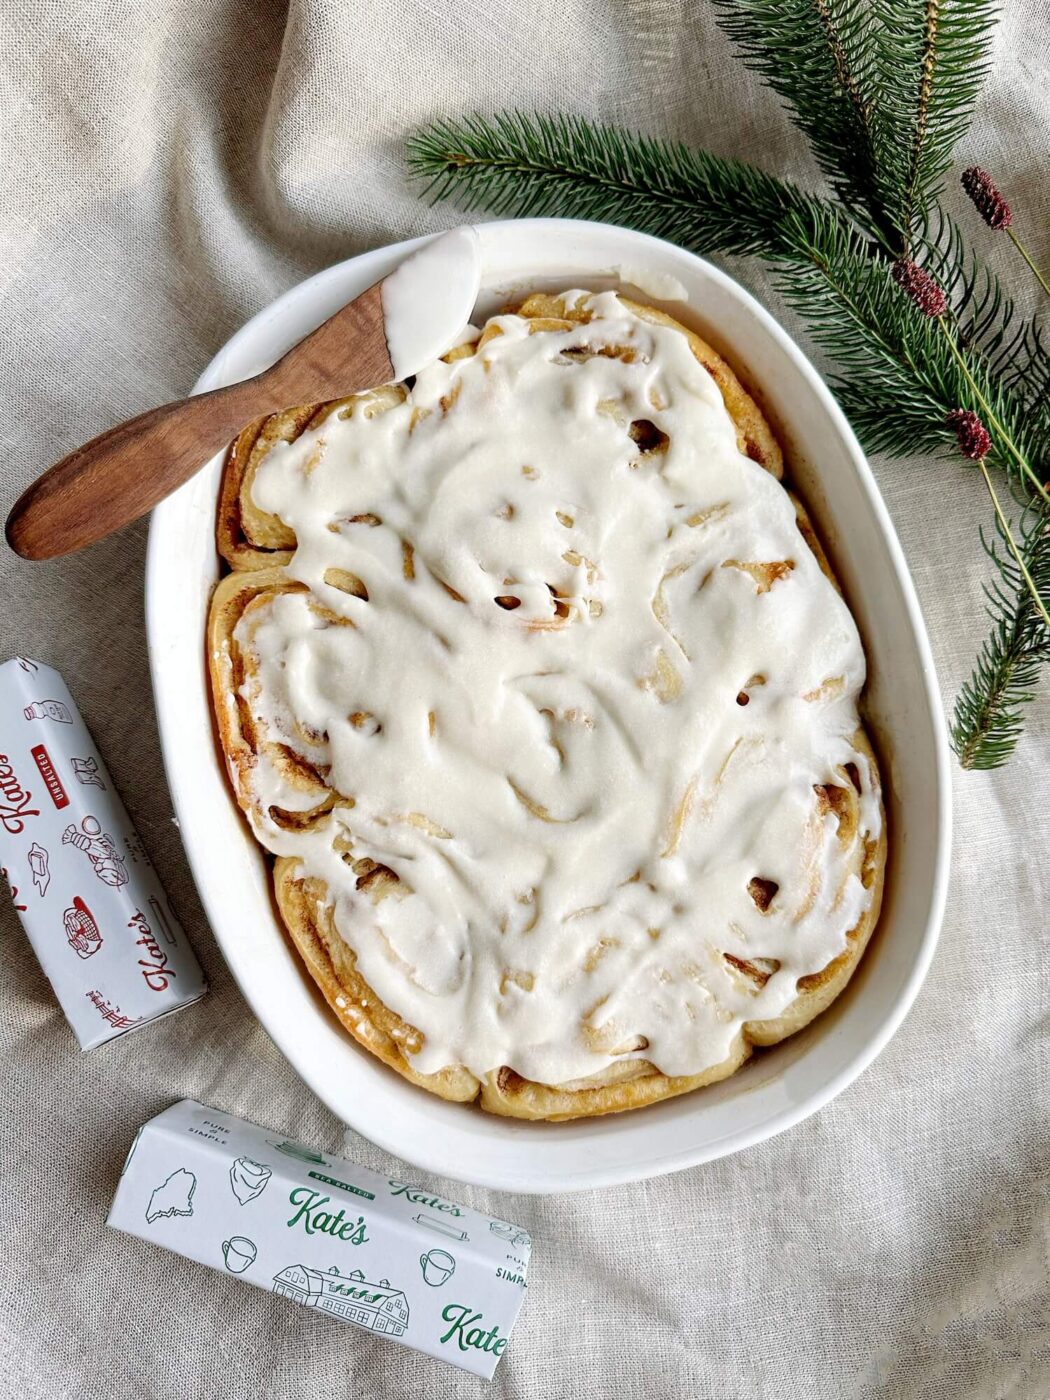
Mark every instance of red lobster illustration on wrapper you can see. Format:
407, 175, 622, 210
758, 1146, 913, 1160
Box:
63, 896, 102, 959
62, 815, 129, 888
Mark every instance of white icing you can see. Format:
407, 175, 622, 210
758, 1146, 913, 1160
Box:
612, 265, 689, 303
235, 292, 881, 1085
380, 227, 481, 380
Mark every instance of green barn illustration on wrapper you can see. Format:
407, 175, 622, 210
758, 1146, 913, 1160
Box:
271, 1265, 409, 1335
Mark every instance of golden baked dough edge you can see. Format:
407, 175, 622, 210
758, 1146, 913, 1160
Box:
275, 864, 480, 1103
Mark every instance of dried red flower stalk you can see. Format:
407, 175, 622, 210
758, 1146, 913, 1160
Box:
961, 167, 1013, 231
947, 408, 992, 461
891, 260, 947, 318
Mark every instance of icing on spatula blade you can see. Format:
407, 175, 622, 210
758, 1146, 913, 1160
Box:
6, 227, 482, 560
381, 226, 482, 378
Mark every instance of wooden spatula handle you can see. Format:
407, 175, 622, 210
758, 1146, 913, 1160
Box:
5, 280, 397, 560
5, 376, 273, 560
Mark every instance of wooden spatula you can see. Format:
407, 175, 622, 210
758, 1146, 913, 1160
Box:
6, 227, 481, 560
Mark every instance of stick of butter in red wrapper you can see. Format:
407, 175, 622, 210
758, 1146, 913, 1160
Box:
0, 656, 206, 1047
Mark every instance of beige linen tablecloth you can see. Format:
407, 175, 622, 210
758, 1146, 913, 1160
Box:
2, 3, 1047, 1396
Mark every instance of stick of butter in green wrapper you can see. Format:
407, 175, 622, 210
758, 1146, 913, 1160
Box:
108, 1100, 531, 1378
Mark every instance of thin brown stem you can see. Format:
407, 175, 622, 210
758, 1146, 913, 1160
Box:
977, 460, 1050, 633
938, 323, 1050, 503
900, 0, 941, 249
813, 0, 872, 126
1008, 229, 1050, 300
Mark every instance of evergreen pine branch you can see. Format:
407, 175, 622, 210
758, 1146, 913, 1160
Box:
711, 0, 1042, 428
708, 0, 893, 243
773, 206, 1049, 481
870, 0, 997, 241
711, 0, 996, 249
951, 499, 1050, 768
406, 113, 825, 259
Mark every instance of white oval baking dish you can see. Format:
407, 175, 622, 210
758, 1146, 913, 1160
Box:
146, 219, 950, 1192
